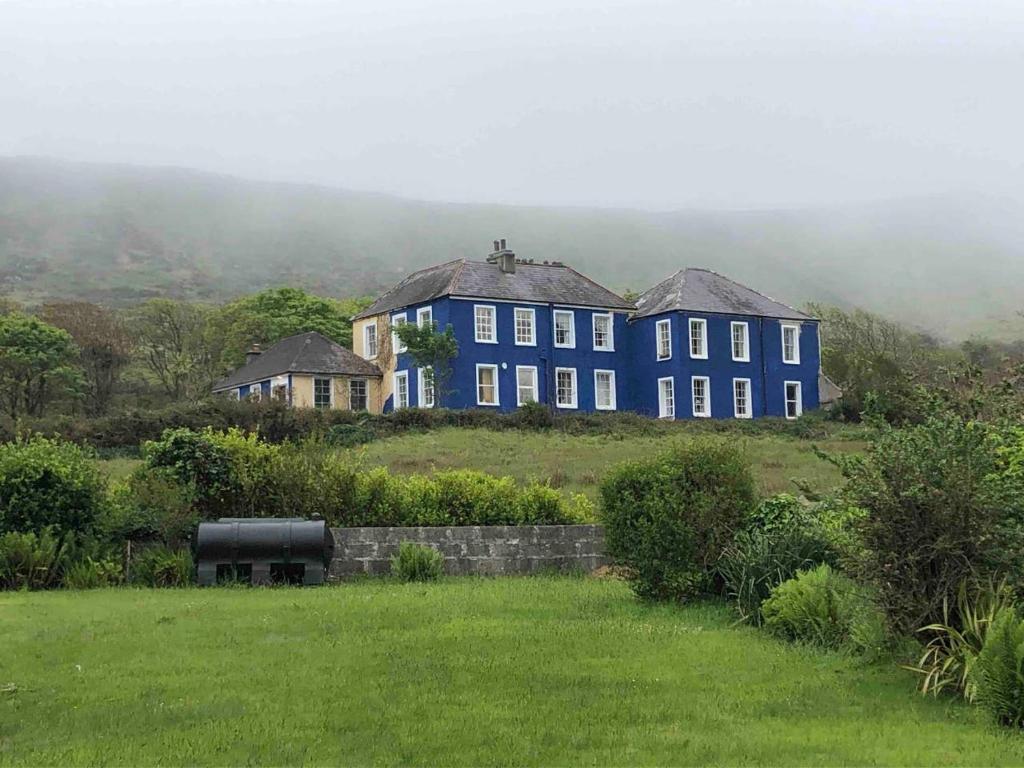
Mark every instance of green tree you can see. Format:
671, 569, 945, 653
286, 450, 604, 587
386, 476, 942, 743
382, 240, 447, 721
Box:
0, 313, 81, 418
212, 288, 372, 368
128, 299, 217, 401
394, 321, 459, 407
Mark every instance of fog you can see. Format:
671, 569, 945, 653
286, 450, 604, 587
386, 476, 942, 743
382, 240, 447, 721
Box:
2, 0, 1022, 210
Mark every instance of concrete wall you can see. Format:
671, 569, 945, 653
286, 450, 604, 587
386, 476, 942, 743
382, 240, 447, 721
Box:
329, 525, 607, 578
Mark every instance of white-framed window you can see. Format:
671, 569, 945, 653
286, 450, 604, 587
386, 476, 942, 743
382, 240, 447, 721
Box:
785, 381, 803, 419
592, 313, 614, 351
691, 375, 711, 417
658, 376, 675, 419
349, 379, 368, 411
474, 305, 497, 344
731, 321, 750, 362
733, 378, 752, 419
782, 323, 800, 364
393, 371, 409, 410
553, 310, 575, 348
391, 313, 408, 354
418, 367, 434, 408
514, 307, 536, 346
516, 365, 538, 406
555, 367, 577, 409
363, 324, 378, 359
656, 318, 672, 360
476, 364, 499, 406
594, 369, 616, 410
416, 305, 433, 328
313, 377, 332, 409
689, 318, 708, 359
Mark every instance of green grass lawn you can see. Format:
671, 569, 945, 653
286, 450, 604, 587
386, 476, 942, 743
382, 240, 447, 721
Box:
2, 577, 1020, 766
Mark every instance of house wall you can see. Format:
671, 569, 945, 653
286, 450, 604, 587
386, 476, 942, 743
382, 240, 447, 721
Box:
252, 373, 381, 412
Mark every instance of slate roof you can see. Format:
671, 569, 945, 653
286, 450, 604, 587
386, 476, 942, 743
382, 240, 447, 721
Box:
634, 268, 813, 321
212, 332, 381, 391
353, 259, 633, 319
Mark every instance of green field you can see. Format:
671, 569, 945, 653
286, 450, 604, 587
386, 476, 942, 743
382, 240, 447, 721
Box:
1, 577, 1020, 766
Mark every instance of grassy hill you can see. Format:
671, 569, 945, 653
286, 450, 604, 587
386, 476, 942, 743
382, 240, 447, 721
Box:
2, 156, 1022, 340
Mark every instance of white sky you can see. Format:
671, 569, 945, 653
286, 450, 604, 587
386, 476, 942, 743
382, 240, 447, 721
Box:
2, 0, 1022, 209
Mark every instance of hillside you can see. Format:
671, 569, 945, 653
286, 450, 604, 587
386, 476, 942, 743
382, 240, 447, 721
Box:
1, 156, 1022, 340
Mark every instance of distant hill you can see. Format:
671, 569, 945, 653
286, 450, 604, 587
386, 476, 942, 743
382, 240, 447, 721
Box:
1, 156, 1022, 340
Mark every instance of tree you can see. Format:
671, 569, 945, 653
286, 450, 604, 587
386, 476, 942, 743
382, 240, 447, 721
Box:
211, 288, 372, 368
128, 300, 217, 401
41, 302, 133, 415
394, 321, 459, 407
0, 313, 81, 418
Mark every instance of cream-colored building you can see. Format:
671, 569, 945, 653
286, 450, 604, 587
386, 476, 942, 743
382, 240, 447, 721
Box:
212, 331, 383, 412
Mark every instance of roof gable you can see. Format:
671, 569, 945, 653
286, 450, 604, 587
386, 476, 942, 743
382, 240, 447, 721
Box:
634, 268, 812, 321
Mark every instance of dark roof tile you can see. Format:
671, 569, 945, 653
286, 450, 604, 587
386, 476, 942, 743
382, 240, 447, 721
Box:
634, 268, 812, 321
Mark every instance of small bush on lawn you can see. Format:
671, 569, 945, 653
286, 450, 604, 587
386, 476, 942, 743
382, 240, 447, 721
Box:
762, 564, 888, 657
975, 608, 1024, 727
0, 529, 69, 590
391, 542, 445, 582
0, 436, 108, 538
63, 556, 123, 590
601, 440, 756, 601
129, 545, 193, 587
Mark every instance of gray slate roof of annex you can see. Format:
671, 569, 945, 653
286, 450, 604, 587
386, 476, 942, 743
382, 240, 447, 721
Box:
634, 268, 813, 321
353, 259, 634, 319
212, 331, 381, 391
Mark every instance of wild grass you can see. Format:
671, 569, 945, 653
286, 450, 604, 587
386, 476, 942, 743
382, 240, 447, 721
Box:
1, 577, 1020, 766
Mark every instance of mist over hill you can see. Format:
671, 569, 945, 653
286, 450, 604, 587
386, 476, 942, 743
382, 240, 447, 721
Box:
1, 156, 1021, 341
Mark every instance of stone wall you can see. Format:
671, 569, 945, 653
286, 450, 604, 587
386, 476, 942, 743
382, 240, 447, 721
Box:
329, 525, 607, 579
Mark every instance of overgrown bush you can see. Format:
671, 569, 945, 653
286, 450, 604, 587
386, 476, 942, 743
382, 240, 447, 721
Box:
63, 555, 123, 590
0, 529, 69, 590
104, 470, 198, 546
975, 608, 1024, 727
0, 436, 108, 538
601, 440, 756, 601
391, 541, 445, 582
762, 564, 888, 657
129, 545, 193, 587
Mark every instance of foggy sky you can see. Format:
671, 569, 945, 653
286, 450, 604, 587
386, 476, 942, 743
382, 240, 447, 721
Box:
2, 0, 1022, 210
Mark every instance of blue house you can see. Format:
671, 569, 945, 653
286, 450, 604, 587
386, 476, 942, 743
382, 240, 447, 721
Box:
349, 241, 823, 419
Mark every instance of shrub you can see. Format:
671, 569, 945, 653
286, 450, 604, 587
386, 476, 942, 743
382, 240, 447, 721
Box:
762, 564, 888, 656
975, 608, 1024, 727
142, 428, 238, 518
601, 440, 757, 601
104, 469, 198, 547
0, 436, 108, 538
746, 493, 813, 535
391, 541, 445, 582
129, 545, 193, 587
0, 529, 69, 590
64, 556, 123, 590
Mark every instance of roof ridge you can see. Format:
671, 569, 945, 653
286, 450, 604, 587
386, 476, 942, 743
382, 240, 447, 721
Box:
695, 267, 809, 318
564, 264, 633, 308
447, 259, 467, 294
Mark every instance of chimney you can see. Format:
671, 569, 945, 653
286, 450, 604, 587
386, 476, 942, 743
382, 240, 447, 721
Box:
486, 238, 516, 274
246, 344, 262, 365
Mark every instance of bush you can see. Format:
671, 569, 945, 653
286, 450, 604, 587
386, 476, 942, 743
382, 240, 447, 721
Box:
104, 469, 198, 547
601, 440, 757, 601
63, 556, 123, 590
391, 541, 445, 582
0, 436, 108, 538
129, 545, 193, 587
975, 608, 1024, 727
746, 493, 813, 535
0, 529, 69, 590
762, 564, 888, 657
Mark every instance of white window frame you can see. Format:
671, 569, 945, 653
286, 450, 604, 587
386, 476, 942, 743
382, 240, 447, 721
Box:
475, 363, 500, 406
418, 367, 434, 408
349, 378, 368, 411
391, 313, 408, 354
594, 369, 617, 411
553, 310, 576, 349
592, 313, 614, 352
313, 377, 333, 409
474, 304, 497, 344
782, 323, 801, 364
785, 380, 803, 420
731, 321, 750, 363
691, 375, 711, 418
514, 307, 536, 346
416, 305, 433, 328
657, 376, 675, 420
689, 318, 708, 360
393, 371, 409, 410
363, 324, 378, 360
555, 366, 578, 409
515, 365, 538, 406
733, 377, 752, 419
655, 318, 672, 361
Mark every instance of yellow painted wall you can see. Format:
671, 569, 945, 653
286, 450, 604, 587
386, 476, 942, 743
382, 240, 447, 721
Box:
352, 314, 397, 405
289, 373, 383, 413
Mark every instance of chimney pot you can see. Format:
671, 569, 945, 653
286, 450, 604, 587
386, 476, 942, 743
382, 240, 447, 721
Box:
493, 240, 500, 252
245, 344, 263, 365
500, 238, 506, 250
